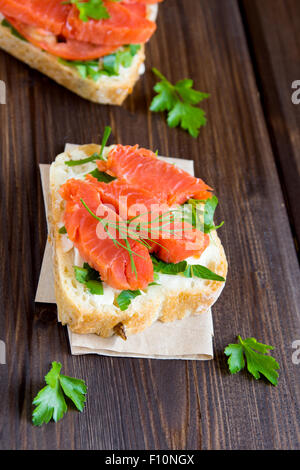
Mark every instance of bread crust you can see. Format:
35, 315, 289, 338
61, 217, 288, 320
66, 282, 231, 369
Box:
49, 146, 228, 338
0, 21, 146, 105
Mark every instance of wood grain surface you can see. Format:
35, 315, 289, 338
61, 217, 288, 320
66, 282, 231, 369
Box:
241, 0, 300, 253
0, 0, 299, 450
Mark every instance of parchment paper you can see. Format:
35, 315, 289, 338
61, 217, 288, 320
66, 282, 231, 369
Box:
35, 146, 214, 360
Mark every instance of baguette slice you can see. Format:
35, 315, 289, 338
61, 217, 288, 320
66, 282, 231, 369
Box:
49, 144, 228, 338
0, 5, 158, 105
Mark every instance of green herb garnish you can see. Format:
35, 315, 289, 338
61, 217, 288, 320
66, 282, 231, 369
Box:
188, 196, 224, 233
117, 289, 142, 311
88, 168, 116, 182
98, 125, 112, 159
58, 225, 67, 234
65, 0, 110, 22
59, 44, 141, 81
65, 126, 111, 166
184, 264, 224, 281
151, 256, 187, 275
74, 263, 103, 295
103, 45, 140, 75
85, 279, 104, 295
32, 361, 87, 426
202, 196, 224, 233
224, 336, 280, 386
59, 58, 106, 81
151, 255, 225, 281
150, 68, 210, 138
65, 152, 101, 167
1, 19, 27, 41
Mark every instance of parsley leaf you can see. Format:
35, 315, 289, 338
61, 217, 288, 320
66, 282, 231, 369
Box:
74, 265, 89, 284
32, 381, 67, 426
103, 45, 141, 75
151, 80, 177, 112
175, 79, 209, 104
59, 44, 141, 81
151, 255, 225, 281
150, 68, 210, 138
32, 362, 87, 426
117, 290, 142, 311
167, 102, 207, 138
184, 264, 225, 281
88, 168, 116, 182
85, 279, 104, 295
59, 375, 87, 412
66, 0, 110, 22
224, 336, 280, 386
58, 225, 67, 234
188, 196, 224, 233
74, 263, 103, 295
202, 196, 224, 233
151, 256, 187, 275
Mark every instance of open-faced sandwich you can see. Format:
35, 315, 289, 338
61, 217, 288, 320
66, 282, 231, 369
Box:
49, 129, 228, 338
0, 0, 162, 105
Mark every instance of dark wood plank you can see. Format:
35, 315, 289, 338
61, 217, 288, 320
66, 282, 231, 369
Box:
241, 0, 300, 249
0, 0, 299, 450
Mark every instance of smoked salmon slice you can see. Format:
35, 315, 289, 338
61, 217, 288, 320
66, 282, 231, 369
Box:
0, 0, 160, 60
97, 145, 213, 206
63, 3, 156, 47
0, 0, 69, 35
59, 179, 154, 291
152, 222, 210, 264
86, 176, 210, 264
5, 17, 120, 61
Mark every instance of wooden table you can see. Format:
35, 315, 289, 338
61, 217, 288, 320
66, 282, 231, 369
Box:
0, 0, 299, 450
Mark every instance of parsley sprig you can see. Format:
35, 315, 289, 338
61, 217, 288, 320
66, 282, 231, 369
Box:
32, 362, 87, 426
65, 0, 110, 22
224, 336, 280, 386
150, 68, 210, 138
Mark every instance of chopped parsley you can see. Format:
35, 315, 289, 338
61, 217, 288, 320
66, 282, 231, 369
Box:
74, 263, 103, 295
59, 44, 141, 81
116, 289, 142, 311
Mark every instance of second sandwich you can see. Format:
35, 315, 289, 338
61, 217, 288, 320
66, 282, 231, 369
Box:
0, 0, 162, 104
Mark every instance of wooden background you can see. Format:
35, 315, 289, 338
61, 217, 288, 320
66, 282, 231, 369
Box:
0, 0, 299, 450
